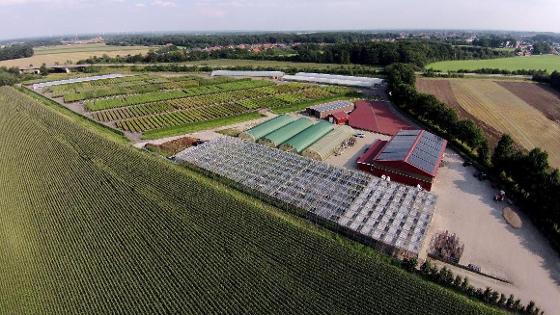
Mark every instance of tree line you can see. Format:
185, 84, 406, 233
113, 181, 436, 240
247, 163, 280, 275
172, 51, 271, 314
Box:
533, 71, 560, 92
386, 63, 560, 256
80, 40, 513, 68
105, 32, 400, 47
400, 258, 543, 314
0, 44, 33, 61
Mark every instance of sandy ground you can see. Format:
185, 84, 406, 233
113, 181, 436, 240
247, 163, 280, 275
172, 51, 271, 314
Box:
422, 149, 560, 314
324, 131, 389, 169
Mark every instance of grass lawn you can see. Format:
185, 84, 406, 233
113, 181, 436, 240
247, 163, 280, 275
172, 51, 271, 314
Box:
426, 55, 560, 73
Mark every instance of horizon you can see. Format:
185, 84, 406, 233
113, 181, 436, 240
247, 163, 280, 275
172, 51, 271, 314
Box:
2, 0, 560, 41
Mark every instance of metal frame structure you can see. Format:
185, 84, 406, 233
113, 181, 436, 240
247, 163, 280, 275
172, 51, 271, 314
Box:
176, 137, 436, 257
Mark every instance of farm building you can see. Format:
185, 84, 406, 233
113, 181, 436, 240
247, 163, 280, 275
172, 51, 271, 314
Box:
357, 130, 447, 191
306, 100, 355, 119
211, 70, 285, 79
258, 118, 314, 147
348, 100, 411, 136
302, 125, 355, 161
283, 73, 383, 88
279, 121, 334, 153
328, 111, 349, 125
239, 115, 295, 141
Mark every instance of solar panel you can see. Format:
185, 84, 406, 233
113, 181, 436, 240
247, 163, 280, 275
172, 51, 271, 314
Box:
376, 134, 417, 161
407, 131, 445, 174
312, 101, 352, 112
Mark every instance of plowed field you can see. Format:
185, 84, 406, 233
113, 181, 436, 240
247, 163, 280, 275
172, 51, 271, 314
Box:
417, 78, 560, 168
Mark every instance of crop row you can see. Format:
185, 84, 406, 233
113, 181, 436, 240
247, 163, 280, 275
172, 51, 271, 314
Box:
115, 103, 249, 132
85, 79, 274, 111
49, 74, 153, 96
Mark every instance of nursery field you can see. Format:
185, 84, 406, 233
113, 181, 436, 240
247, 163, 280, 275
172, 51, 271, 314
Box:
417, 78, 560, 168
0, 86, 502, 314
38, 74, 351, 138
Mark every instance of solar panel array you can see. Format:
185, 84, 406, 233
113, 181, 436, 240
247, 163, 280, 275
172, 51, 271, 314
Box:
176, 137, 436, 256
408, 131, 446, 174
374, 130, 446, 175
32, 74, 127, 90
310, 100, 353, 113
376, 130, 419, 161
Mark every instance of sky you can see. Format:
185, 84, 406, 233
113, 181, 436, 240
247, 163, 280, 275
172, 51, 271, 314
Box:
1, 0, 559, 40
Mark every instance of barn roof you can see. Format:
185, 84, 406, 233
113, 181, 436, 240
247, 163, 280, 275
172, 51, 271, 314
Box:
302, 125, 355, 161
280, 121, 334, 153
330, 111, 349, 121
258, 118, 314, 147
358, 129, 447, 177
239, 115, 294, 141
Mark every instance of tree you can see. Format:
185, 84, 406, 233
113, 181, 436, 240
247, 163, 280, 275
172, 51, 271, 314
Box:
385, 63, 416, 88
453, 120, 486, 150
525, 301, 536, 314
505, 294, 515, 309
401, 257, 418, 272
497, 293, 507, 307
39, 63, 49, 76
492, 134, 516, 172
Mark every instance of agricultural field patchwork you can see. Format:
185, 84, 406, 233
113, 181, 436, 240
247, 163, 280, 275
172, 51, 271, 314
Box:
417, 78, 560, 168
0, 86, 502, 314
37, 74, 352, 137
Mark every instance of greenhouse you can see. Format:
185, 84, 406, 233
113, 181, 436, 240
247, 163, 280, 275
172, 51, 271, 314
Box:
279, 121, 334, 153
258, 118, 314, 147
295, 73, 384, 85
176, 137, 437, 258
302, 125, 355, 161
239, 115, 295, 141
284, 73, 384, 88
32, 74, 127, 90
211, 70, 285, 78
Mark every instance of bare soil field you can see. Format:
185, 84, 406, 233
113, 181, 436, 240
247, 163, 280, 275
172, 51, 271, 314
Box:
417, 78, 560, 168
497, 81, 560, 123
424, 150, 560, 315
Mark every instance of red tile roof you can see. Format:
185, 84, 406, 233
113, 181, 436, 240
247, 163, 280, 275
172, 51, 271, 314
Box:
348, 100, 411, 136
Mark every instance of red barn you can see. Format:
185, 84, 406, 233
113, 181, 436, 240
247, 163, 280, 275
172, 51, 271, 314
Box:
327, 111, 349, 125
357, 130, 447, 191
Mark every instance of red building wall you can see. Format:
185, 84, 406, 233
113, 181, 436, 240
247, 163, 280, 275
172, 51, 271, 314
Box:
357, 163, 434, 191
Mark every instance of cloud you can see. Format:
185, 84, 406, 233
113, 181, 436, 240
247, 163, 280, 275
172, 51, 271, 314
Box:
151, 0, 175, 7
